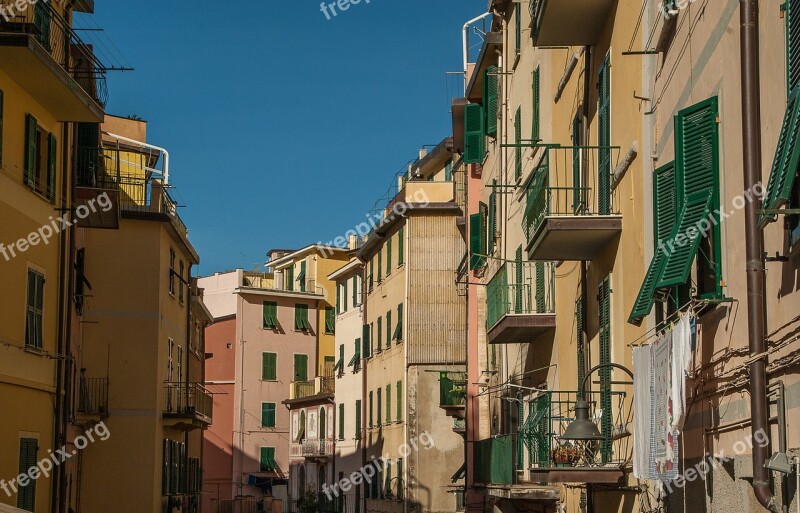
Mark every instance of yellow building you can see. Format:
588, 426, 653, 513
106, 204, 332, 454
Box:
0, 0, 105, 511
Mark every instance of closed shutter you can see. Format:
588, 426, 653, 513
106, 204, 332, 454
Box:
535, 262, 545, 312
760, 88, 800, 225
386, 239, 392, 276
485, 66, 499, 136
47, 133, 56, 202
398, 226, 405, 266
598, 276, 612, 463
488, 180, 497, 253
162, 439, 169, 495
355, 400, 362, 440
515, 107, 523, 181
576, 297, 585, 390
386, 311, 391, 348
294, 354, 308, 382
352, 275, 358, 306
336, 283, 341, 314
263, 302, 278, 329
598, 55, 612, 215
514, 246, 523, 313
386, 384, 391, 423
378, 249, 382, 282
377, 388, 382, 426
377, 317, 382, 351
262, 352, 277, 380
339, 404, 345, 440
287, 266, 294, 291
18, 438, 38, 511
26, 269, 44, 349
262, 403, 276, 427
369, 391, 373, 427
532, 67, 540, 141
343, 280, 348, 311
464, 104, 485, 164
363, 324, 371, 358
299, 261, 306, 292
24, 114, 37, 188
396, 381, 402, 421
295, 304, 311, 331
515, 1, 522, 54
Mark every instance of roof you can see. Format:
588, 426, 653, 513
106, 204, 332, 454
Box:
266, 244, 349, 269
327, 257, 364, 282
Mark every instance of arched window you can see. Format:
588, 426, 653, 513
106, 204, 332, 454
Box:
297, 410, 306, 442
298, 465, 306, 498
318, 464, 327, 493
319, 407, 326, 440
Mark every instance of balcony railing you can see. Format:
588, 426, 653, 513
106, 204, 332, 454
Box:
439, 371, 467, 408
523, 145, 622, 261
486, 261, 555, 331
163, 383, 213, 425
290, 439, 336, 459
77, 377, 108, 417
291, 381, 315, 400
0, 1, 108, 106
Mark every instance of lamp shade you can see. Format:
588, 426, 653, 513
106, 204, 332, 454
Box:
561, 400, 604, 441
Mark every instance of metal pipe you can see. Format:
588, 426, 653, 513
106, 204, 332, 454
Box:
739, 0, 774, 509
462, 12, 494, 89
102, 130, 170, 185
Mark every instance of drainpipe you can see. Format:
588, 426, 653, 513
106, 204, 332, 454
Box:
739, 0, 775, 510
581, 45, 593, 513
462, 12, 494, 91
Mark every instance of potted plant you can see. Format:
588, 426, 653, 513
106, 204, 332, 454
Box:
552, 444, 580, 467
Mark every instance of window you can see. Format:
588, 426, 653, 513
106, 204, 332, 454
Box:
514, 106, 523, 180
386, 310, 392, 348
396, 381, 402, 422
294, 304, 311, 331
393, 304, 403, 342
178, 261, 185, 303
386, 239, 392, 276
386, 384, 391, 423
263, 301, 278, 329
363, 324, 371, 359
369, 391, 373, 428
167, 338, 174, 381
169, 248, 176, 295
398, 226, 405, 266
488, 179, 497, 253
532, 67, 541, 142
336, 344, 344, 376
325, 307, 336, 334
298, 261, 306, 292
23, 114, 56, 202
352, 275, 359, 306
262, 403, 276, 427
294, 354, 308, 382
262, 352, 277, 381
469, 203, 488, 270
343, 280, 348, 312
598, 54, 612, 215
336, 282, 341, 314
287, 265, 295, 292
515, 0, 522, 55
377, 387, 382, 426
25, 268, 44, 349
464, 103, 485, 164
396, 459, 404, 500
377, 316, 382, 352
369, 258, 374, 291
629, 97, 722, 325
598, 276, 612, 463
377, 249, 383, 282
260, 447, 276, 471
17, 438, 37, 511
445, 159, 454, 181
484, 66, 499, 137
338, 404, 345, 440
355, 400, 362, 440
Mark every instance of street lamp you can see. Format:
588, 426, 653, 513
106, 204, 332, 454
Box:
561, 363, 634, 443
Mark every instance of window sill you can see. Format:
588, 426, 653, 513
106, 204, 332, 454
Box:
24, 345, 45, 355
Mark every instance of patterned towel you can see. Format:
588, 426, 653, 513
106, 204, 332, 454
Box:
633, 345, 652, 479
650, 333, 679, 481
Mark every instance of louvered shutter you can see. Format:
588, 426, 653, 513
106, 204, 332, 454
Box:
485, 66, 499, 137
760, 88, 800, 225
464, 104, 485, 164
598, 56, 612, 215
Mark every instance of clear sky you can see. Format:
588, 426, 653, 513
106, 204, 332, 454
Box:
87, 0, 486, 276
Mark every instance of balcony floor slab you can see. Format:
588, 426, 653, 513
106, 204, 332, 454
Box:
488, 314, 556, 345
527, 216, 622, 261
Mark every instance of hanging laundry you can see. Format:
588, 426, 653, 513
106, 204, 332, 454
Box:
670, 313, 692, 432
650, 332, 679, 482
633, 345, 652, 480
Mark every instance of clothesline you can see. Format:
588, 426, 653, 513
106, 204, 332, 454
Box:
626, 297, 735, 348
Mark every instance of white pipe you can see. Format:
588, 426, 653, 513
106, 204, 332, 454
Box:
103, 131, 170, 185
463, 11, 493, 91
796, 457, 799, 513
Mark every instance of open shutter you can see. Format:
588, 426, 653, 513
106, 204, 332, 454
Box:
488, 180, 497, 253
657, 191, 714, 288
464, 104, 485, 164
469, 213, 483, 270
576, 297, 585, 389
514, 107, 523, 180
294, 354, 308, 382
598, 56, 612, 215
484, 66, 499, 136
393, 303, 403, 341
789, 0, 800, 92
386, 239, 392, 275
398, 226, 405, 265
532, 67, 541, 141
47, 133, 56, 202
386, 384, 391, 423
760, 88, 800, 225
24, 114, 37, 188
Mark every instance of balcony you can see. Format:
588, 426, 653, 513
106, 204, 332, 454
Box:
439, 371, 466, 419
163, 383, 213, 429
289, 376, 335, 401
530, 0, 615, 47
486, 261, 556, 345
289, 439, 336, 460
0, 1, 106, 121
73, 146, 188, 236
523, 146, 622, 261
76, 377, 108, 421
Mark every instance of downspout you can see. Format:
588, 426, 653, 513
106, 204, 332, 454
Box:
739, 0, 775, 510
463, 12, 494, 91
184, 264, 192, 506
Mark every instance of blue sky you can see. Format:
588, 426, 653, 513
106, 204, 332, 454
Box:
87, 0, 485, 276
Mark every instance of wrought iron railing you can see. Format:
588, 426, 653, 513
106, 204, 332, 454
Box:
77, 377, 108, 416
439, 371, 467, 407
486, 261, 556, 330
523, 145, 621, 242
163, 383, 213, 423
0, 1, 108, 106
292, 381, 315, 400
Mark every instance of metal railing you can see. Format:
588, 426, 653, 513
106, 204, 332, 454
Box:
77, 377, 108, 416
523, 145, 621, 242
290, 439, 336, 459
163, 382, 213, 423
486, 261, 556, 330
439, 371, 467, 407
0, 1, 108, 106
292, 381, 315, 400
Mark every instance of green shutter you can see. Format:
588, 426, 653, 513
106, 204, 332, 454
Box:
386, 310, 391, 348
576, 297, 585, 390
628, 247, 668, 326
532, 67, 541, 142
393, 303, 403, 341
484, 66, 499, 137
514, 246, 523, 313
469, 213, 483, 270
369, 391, 373, 427
355, 338, 361, 360
325, 307, 336, 334
378, 249, 382, 282
369, 258, 374, 289
535, 262, 545, 312
386, 239, 392, 276
396, 381, 402, 421
261, 447, 275, 471
598, 55, 612, 215
515, 1, 522, 54
295, 304, 311, 331
336, 282, 341, 314
352, 275, 359, 306
657, 191, 714, 288
47, 133, 56, 202
789, 0, 800, 92
386, 384, 391, 423
24, 114, 37, 188
294, 354, 308, 382
18, 438, 37, 511
0, 90, 4, 167
263, 352, 277, 380
162, 440, 169, 495
355, 400, 362, 439
263, 302, 278, 329
488, 180, 497, 253
515, 107, 523, 180
377, 317, 382, 351
262, 403, 276, 427
377, 388, 382, 426
343, 280, 348, 311
363, 324, 371, 358
339, 404, 345, 440
464, 104, 485, 164
398, 226, 405, 266
598, 277, 612, 463
287, 266, 294, 291
298, 261, 306, 292
761, 88, 800, 225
